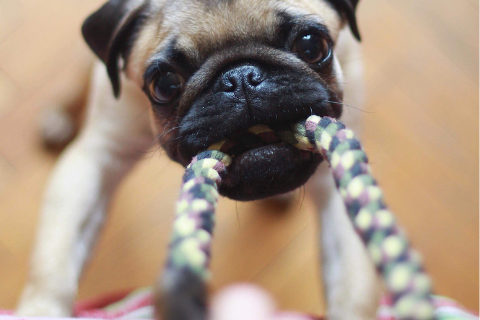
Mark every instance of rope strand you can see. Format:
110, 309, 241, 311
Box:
159, 115, 435, 320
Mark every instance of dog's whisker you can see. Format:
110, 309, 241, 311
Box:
170, 135, 185, 142
341, 100, 376, 114
235, 201, 241, 228
156, 126, 181, 145
324, 100, 375, 114
160, 122, 180, 136
151, 119, 182, 146
324, 100, 344, 105
147, 147, 163, 164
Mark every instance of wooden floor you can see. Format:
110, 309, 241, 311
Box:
0, 0, 478, 315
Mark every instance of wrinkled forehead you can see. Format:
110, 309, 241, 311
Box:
129, 0, 341, 79
165, 0, 281, 57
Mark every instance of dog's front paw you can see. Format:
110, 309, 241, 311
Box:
327, 309, 376, 320
16, 296, 72, 317
16, 284, 73, 317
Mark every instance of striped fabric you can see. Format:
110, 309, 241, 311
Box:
3, 288, 475, 320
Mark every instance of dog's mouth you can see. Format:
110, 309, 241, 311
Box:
207, 125, 285, 156
175, 103, 340, 201
199, 124, 323, 201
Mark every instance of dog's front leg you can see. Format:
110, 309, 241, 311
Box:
16, 63, 153, 317
307, 164, 381, 320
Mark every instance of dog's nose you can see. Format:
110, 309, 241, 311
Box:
220, 65, 264, 92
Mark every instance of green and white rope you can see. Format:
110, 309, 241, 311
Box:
159, 115, 436, 320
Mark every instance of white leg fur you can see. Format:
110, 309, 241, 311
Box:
306, 29, 381, 320
16, 62, 153, 316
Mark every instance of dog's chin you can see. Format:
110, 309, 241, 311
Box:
218, 143, 323, 201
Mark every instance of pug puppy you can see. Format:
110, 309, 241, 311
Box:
17, 0, 380, 319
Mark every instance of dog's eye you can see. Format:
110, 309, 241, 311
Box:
293, 33, 330, 65
149, 71, 184, 104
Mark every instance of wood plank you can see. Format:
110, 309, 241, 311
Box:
0, 0, 23, 44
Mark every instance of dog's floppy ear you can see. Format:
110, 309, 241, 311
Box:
82, 0, 148, 97
324, 0, 361, 41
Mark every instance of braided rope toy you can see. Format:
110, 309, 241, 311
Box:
159, 115, 436, 320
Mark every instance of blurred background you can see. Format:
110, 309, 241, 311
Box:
0, 0, 478, 315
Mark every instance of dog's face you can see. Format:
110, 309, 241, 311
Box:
82, 0, 360, 201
